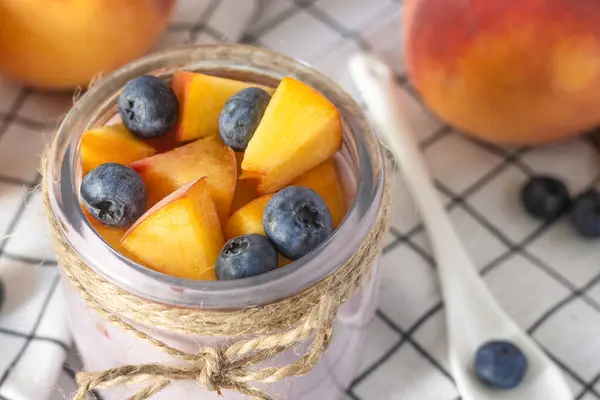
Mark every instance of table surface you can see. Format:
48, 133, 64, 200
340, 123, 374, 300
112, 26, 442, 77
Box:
0, 1, 599, 399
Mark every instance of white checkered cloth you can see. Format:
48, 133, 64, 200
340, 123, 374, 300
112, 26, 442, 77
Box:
0, 1, 599, 400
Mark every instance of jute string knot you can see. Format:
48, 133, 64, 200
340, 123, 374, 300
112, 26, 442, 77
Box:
42, 143, 391, 400
197, 348, 226, 391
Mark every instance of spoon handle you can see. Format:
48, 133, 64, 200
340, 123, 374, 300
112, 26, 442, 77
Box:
348, 54, 486, 311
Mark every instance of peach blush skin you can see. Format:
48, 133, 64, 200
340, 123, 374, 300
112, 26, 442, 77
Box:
405, 0, 600, 145
0, 0, 176, 89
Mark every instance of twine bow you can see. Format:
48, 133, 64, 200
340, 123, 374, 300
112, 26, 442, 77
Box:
42, 148, 390, 399
72, 296, 338, 400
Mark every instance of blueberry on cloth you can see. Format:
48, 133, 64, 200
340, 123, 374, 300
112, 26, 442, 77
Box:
219, 87, 271, 151
81, 163, 146, 227
570, 189, 600, 238
520, 175, 570, 221
118, 75, 179, 138
475, 340, 528, 389
216, 234, 278, 280
263, 186, 333, 261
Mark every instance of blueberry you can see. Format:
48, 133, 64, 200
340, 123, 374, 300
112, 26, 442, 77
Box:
216, 234, 278, 280
219, 87, 271, 151
0, 278, 4, 312
118, 75, 178, 138
521, 175, 570, 221
475, 340, 528, 389
570, 189, 600, 238
263, 186, 333, 260
81, 163, 146, 227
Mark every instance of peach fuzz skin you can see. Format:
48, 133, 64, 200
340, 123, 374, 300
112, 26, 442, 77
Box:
0, 0, 175, 89
404, 0, 600, 145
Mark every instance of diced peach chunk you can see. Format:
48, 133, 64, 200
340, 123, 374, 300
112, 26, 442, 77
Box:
121, 178, 223, 280
224, 194, 273, 240
172, 71, 274, 142
224, 194, 290, 267
80, 124, 156, 175
129, 135, 236, 223
291, 159, 347, 228
82, 208, 140, 263
242, 77, 343, 194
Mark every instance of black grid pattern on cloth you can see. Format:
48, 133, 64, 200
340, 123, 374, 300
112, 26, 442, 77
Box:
0, 85, 68, 397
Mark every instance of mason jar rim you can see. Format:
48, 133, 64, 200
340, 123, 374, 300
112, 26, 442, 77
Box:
46, 44, 385, 309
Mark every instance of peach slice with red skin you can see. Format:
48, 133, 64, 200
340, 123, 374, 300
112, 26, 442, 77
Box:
121, 177, 223, 280
129, 135, 237, 223
172, 71, 274, 143
290, 158, 347, 228
80, 124, 156, 175
241, 76, 343, 194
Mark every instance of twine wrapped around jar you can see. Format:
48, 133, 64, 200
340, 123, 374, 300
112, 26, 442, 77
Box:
41, 142, 391, 400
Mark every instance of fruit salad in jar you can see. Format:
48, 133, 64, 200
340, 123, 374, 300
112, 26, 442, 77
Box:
79, 70, 350, 282
51, 45, 386, 400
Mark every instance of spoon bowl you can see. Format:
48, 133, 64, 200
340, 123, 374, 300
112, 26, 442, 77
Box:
349, 52, 572, 400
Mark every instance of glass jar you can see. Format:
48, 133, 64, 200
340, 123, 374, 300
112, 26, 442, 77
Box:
46, 44, 386, 399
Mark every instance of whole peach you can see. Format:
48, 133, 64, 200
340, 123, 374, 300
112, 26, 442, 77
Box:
404, 0, 600, 145
0, 0, 176, 90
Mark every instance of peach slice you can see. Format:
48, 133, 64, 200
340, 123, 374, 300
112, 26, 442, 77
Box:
290, 159, 347, 228
82, 208, 140, 263
242, 77, 343, 194
121, 178, 223, 280
172, 71, 274, 143
80, 124, 156, 175
224, 194, 290, 267
129, 135, 236, 223
224, 194, 273, 240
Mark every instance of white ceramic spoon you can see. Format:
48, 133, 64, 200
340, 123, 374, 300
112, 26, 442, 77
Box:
349, 52, 572, 400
